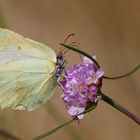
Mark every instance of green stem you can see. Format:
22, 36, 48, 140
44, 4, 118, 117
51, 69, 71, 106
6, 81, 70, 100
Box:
0, 129, 20, 140
60, 43, 100, 69
61, 43, 140, 80
100, 91, 140, 125
33, 119, 74, 140
103, 64, 140, 80
46, 102, 83, 140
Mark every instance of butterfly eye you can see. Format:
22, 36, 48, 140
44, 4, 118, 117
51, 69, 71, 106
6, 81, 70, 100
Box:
56, 55, 63, 60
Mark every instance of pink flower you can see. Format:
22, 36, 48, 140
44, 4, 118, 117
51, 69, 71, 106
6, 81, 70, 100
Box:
61, 56, 104, 119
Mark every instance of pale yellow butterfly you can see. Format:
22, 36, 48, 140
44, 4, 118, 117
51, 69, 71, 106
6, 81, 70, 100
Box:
0, 28, 66, 111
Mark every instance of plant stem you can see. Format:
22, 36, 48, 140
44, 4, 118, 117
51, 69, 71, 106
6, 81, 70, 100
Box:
0, 129, 20, 140
100, 91, 140, 125
33, 119, 74, 140
60, 43, 100, 69
103, 64, 140, 80
61, 43, 140, 80
46, 102, 83, 140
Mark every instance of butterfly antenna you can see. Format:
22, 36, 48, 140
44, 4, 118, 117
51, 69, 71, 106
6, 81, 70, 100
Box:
64, 34, 75, 44
60, 34, 75, 53
61, 42, 78, 54
63, 42, 82, 61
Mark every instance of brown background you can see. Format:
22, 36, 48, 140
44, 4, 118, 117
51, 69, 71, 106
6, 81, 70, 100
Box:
0, 0, 140, 140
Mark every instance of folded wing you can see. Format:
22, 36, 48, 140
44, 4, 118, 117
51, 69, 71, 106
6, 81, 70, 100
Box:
0, 28, 57, 111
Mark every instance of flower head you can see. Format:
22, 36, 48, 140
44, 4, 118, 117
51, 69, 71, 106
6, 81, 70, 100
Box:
61, 56, 104, 119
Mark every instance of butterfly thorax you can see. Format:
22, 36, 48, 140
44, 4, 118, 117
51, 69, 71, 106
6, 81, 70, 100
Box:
54, 54, 65, 78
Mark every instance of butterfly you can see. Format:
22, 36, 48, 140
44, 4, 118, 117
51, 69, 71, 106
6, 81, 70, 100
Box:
0, 28, 66, 111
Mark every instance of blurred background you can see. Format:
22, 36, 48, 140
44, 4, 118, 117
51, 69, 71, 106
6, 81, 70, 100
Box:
0, 0, 139, 140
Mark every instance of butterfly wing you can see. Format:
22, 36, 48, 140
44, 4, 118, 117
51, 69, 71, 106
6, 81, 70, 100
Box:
0, 28, 58, 111
0, 28, 56, 62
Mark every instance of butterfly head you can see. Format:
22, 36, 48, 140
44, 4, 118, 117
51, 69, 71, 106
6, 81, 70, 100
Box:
54, 34, 76, 79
